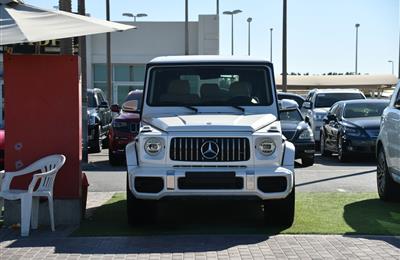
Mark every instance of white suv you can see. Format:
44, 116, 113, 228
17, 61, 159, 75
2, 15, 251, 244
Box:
301, 89, 366, 143
376, 83, 400, 201
125, 56, 296, 226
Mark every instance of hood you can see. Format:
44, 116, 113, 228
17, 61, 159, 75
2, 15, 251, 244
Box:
115, 111, 140, 121
143, 113, 277, 132
343, 117, 381, 129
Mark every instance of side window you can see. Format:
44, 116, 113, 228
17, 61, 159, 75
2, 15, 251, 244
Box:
336, 104, 344, 119
330, 104, 338, 116
97, 92, 105, 104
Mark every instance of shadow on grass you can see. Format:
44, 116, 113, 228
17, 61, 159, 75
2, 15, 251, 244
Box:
74, 197, 288, 237
344, 198, 400, 236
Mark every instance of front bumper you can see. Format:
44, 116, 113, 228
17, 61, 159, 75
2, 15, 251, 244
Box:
342, 137, 376, 154
127, 166, 294, 200
294, 142, 315, 159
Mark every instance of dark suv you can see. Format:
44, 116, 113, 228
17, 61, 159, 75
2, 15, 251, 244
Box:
108, 90, 142, 165
87, 88, 112, 153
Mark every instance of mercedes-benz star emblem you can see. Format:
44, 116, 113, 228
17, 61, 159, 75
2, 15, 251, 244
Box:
201, 141, 220, 160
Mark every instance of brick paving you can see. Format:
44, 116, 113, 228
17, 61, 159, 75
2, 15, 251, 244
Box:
1, 228, 399, 260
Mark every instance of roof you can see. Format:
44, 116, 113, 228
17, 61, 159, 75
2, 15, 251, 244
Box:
149, 55, 271, 64
337, 99, 390, 105
313, 88, 363, 94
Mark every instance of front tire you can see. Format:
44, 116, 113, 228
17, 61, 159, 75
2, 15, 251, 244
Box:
109, 151, 121, 166
337, 137, 349, 162
126, 175, 158, 226
377, 148, 400, 201
89, 125, 102, 153
263, 186, 295, 227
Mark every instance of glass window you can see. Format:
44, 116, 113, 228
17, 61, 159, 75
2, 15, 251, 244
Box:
114, 65, 132, 81
147, 66, 272, 107
315, 93, 365, 108
132, 66, 145, 82
343, 102, 389, 118
88, 91, 97, 107
280, 109, 303, 121
93, 64, 107, 82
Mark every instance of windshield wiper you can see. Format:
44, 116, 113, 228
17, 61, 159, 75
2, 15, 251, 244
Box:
231, 105, 245, 113
184, 106, 198, 113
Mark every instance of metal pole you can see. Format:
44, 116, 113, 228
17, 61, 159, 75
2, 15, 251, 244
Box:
78, 0, 88, 163
355, 24, 360, 75
270, 28, 273, 62
134, 16, 137, 22
398, 31, 400, 78
59, 0, 73, 54
216, 0, 219, 15
282, 0, 288, 92
231, 15, 234, 55
185, 0, 189, 55
106, 0, 112, 104
247, 19, 252, 56
389, 61, 394, 75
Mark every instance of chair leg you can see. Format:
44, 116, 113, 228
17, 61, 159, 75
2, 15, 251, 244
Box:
31, 197, 40, 230
20, 195, 32, 237
47, 196, 55, 232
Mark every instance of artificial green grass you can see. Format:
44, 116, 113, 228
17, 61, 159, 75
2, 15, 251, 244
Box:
73, 192, 400, 236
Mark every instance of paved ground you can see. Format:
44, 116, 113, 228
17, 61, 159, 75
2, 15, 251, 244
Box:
84, 150, 377, 193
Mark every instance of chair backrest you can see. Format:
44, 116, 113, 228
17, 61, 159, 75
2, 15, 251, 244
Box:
36, 154, 66, 192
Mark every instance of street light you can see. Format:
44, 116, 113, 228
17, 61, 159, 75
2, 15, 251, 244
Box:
282, 0, 288, 92
355, 23, 360, 75
269, 28, 273, 62
247, 17, 252, 56
223, 9, 242, 55
122, 12, 148, 22
388, 60, 394, 75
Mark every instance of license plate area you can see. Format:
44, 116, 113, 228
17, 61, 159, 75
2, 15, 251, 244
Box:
178, 172, 243, 190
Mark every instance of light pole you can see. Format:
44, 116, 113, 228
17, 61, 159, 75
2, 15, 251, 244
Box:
216, 0, 219, 15
122, 12, 148, 22
355, 23, 360, 75
388, 60, 394, 75
106, 0, 112, 104
282, 0, 288, 92
269, 28, 273, 62
185, 0, 189, 55
247, 17, 252, 56
223, 9, 242, 56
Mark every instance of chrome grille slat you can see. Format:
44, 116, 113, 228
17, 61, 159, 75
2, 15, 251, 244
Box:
170, 137, 250, 162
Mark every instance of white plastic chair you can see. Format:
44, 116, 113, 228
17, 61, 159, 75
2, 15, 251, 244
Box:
0, 154, 66, 236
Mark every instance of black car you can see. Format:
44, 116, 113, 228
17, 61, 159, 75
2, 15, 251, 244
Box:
278, 92, 305, 108
87, 88, 112, 153
280, 102, 315, 167
320, 99, 389, 162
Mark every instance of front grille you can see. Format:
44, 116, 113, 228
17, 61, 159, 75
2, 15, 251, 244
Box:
170, 137, 250, 162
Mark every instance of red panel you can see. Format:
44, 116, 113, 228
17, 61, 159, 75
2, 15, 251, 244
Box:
4, 54, 82, 199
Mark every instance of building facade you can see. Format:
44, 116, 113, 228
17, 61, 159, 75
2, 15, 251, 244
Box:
86, 15, 219, 104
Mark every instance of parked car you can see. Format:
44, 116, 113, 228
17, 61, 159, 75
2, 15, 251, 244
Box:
279, 100, 315, 167
301, 88, 366, 145
125, 56, 296, 227
108, 90, 143, 166
278, 92, 305, 108
87, 88, 112, 153
376, 83, 400, 201
320, 99, 389, 162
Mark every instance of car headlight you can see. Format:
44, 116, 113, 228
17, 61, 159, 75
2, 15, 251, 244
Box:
144, 137, 163, 156
313, 113, 326, 121
344, 127, 360, 136
299, 128, 314, 139
112, 121, 128, 128
257, 138, 276, 156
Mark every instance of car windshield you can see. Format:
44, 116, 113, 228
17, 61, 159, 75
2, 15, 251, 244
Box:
147, 66, 273, 107
315, 93, 364, 108
124, 92, 143, 112
343, 102, 389, 118
88, 92, 96, 108
280, 109, 303, 121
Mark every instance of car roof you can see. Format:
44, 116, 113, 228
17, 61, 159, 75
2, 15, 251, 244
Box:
149, 55, 271, 65
337, 99, 390, 105
313, 88, 362, 94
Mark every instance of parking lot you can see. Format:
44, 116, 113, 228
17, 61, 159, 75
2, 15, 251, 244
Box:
84, 150, 377, 193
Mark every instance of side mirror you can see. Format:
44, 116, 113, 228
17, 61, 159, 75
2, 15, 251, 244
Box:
122, 100, 138, 112
99, 101, 109, 108
302, 101, 312, 109
110, 104, 120, 113
280, 99, 298, 110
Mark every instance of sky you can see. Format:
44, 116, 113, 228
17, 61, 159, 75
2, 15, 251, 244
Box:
27, 0, 399, 75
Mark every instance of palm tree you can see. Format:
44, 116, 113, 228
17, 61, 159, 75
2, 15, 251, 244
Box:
59, 0, 73, 54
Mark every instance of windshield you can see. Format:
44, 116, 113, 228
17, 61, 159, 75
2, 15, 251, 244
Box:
147, 66, 273, 107
88, 92, 97, 108
280, 109, 303, 122
315, 93, 364, 108
123, 92, 143, 112
343, 102, 389, 118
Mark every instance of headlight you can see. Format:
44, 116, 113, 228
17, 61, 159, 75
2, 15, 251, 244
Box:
257, 138, 276, 156
313, 113, 326, 121
299, 128, 314, 139
144, 137, 163, 156
344, 127, 360, 136
112, 121, 128, 128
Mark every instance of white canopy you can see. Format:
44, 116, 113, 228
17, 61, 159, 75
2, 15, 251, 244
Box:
0, 0, 135, 45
